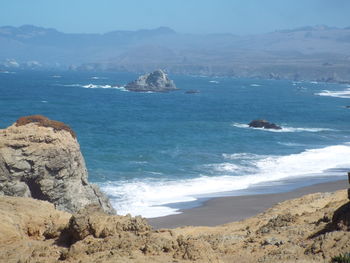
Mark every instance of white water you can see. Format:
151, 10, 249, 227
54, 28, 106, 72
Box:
232, 123, 334, 133
316, 88, 350, 99
63, 83, 128, 91
101, 144, 350, 218
91, 76, 108, 80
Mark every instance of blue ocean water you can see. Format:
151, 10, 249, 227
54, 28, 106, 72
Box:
1, 70, 350, 217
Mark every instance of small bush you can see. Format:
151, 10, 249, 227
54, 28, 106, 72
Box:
332, 253, 350, 263
16, 115, 76, 138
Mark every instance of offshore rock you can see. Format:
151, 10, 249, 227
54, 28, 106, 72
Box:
125, 69, 177, 92
0, 115, 115, 214
248, 119, 282, 130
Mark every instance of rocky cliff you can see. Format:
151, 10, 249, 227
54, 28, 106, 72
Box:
0, 115, 115, 214
125, 69, 177, 92
0, 189, 349, 262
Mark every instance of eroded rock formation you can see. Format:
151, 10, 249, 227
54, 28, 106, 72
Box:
0, 115, 115, 214
0, 190, 349, 262
125, 69, 177, 92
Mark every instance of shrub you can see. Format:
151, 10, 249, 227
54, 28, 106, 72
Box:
332, 253, 350, 263
16, 115, 76, 138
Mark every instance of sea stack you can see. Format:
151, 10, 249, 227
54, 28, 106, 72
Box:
0, 115, 115, 214
125, 69, 177, 92
248, 119, 282, 130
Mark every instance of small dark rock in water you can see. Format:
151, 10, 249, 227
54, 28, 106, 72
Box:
345, 106, 350, 108
125, 69, 177, 92
185, 90, 200, 94
248, 119, 282, 130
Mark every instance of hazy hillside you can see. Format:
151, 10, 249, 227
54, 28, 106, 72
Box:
1, 25, 350, 82
0, 25, 176, 66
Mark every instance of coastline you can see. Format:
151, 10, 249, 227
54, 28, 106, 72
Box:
148, 178, 347, 229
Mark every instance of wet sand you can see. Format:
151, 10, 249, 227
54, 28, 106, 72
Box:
148, 179, 347, 229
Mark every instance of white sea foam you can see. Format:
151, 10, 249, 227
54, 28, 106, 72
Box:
62, 84, 83, 87
91, 76, 108, 80
232, 123, 333, 133
222, 153, 269, 160
209, 80, 219, 84
250, 84, 261, 87
316, 89, 350, 99
101, 144, 350, 218
114, 86, 128, 91
277, 142, 306, 147
82, 84, 112, 89
62, 83, 128, 91
276, 127, 333, 133
232, 123, 250, 129
207, 162, 258, 174
221, 153, 264, 173
206, 163, 243, 172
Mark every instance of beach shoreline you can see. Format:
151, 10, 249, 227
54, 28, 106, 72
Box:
148, 178, 347, 229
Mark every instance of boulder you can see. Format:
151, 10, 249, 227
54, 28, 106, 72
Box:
0, 115, 115, 214
248, 119, 282, 130
331, 202, 350, 231
67, 205, 151, 243
125, 69, 177, 92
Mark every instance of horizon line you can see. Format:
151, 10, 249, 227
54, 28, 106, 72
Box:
1, 23, 349, 36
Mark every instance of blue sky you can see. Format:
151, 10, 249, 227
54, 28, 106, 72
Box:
1, 0, 349, 34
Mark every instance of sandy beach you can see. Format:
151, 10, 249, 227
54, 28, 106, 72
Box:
148, 179, 348, 229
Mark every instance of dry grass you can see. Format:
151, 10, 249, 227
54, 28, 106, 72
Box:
16, 115, 76, 138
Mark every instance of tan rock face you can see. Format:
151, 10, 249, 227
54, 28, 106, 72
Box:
0, 196, 221, 263
67, 205, 151, 242
0, 196, 70, 245
0, 116, 115, 214
0, 191, 349, 263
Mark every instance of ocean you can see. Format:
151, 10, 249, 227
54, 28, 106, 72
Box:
1, 70, 350, 218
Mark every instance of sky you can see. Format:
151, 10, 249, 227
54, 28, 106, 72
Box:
1, 0, 350, 34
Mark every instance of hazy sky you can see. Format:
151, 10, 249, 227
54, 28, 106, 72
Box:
1, 0, 350, 34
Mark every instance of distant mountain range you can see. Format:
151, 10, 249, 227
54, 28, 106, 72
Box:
1, 24, 350, 82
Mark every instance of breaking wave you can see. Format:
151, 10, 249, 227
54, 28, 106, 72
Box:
101, 144, 350, 218
315, 88, 350, 99
62, 83, 127, 91
232, 123, 334, 133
